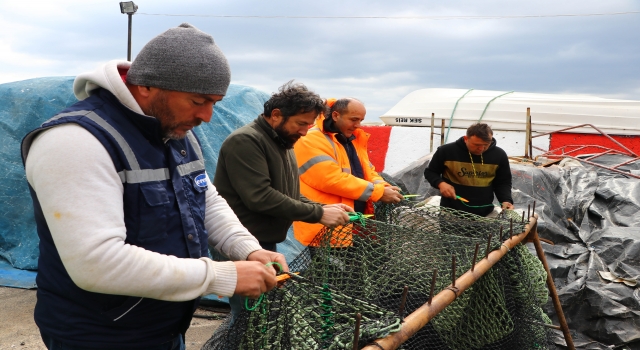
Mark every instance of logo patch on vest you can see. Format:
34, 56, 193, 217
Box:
194, 174, 208, 188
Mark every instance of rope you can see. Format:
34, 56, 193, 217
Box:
445, 89, 474, 143
478, 91, 514, 122
244, 262, 284, 311
348, 212, 367, 226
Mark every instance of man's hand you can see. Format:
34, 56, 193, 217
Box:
233, 250, 289, 299
379, 186, 403, 204
319, 205, 350, 228
501, 202, 514, 210
437, 182, 456, 199
247, 250, 289, 273
233, 261, 277, 299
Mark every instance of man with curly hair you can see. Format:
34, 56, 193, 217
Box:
214, 81, 351, 321
215, 81, 351, 249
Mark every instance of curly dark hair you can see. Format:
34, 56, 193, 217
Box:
263, 80, 326, 121
466, 123, 493, 142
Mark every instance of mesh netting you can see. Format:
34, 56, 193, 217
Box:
204, 203, 554, 350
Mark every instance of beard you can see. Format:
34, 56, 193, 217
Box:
147, 91, 200, 140
274, 119, 301, 149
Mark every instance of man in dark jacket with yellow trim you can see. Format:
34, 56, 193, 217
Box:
424, 123, 514, 217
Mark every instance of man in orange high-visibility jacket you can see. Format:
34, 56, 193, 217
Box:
293, 98, 404, 246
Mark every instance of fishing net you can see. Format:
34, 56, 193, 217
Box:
204, 203, 554, 350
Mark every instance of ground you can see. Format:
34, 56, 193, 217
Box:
0, 286, 225, 350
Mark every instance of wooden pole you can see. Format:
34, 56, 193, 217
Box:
528, 222, 576, 350
525, 107, 531, 159
430, 113, 435, 152
440, 119, 445, 146
362, 216, 538, 350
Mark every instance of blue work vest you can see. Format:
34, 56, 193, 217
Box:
21, 89, 209, 348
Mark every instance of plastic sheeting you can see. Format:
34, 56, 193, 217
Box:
392, 154, 640, 349
0, 77, 78, 270
0, 78, 315, 279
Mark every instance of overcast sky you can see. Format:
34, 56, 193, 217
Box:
1, 0, 638, 121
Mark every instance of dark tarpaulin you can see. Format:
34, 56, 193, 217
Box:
391, 154, 640, 349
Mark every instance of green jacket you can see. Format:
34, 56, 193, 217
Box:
214, 116, 323, 243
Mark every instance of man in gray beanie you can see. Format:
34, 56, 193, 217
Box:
22, 23, 285, 349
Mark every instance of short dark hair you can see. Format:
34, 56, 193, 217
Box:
466, 123, 493, 143
263, 80, 326, 121
328, 98, 363, 117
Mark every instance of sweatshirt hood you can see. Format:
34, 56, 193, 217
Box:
73, 60, 144, 115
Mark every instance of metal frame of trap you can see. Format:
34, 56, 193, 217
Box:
344, 203, 577, 350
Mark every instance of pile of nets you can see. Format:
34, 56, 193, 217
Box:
204, 203, 554, 349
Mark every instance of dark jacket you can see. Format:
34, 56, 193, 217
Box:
424, 136, 513, 216
214, 116, 323, 243
21, 89, 207, 347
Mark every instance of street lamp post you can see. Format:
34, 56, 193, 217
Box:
119, 2, 138, 61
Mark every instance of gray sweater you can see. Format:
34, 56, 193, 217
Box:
214, 116, 323, 243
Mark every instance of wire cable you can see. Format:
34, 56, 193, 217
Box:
137, 11, 640, 20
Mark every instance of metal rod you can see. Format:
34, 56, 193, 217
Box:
499, 226, 504, 242
521, 211, 525, 223
531, 123, 637, 157
584, 149, 614, 161
399, 286, 409, 318
127, 13, 133, 61
529, 219, 576, 350
428, 269, 437, 305
471, 243, 479, 271
528, 204, 531, 220
533, 201, 536, 217
510, 218, 514, 239
485, 233, 493, 259
353, 313, 362, 350
430, 113, 435, 152
548, 155, 640, 180
362, 216, 539, 350
451, 255, 456, 288
611, 155, 640, 169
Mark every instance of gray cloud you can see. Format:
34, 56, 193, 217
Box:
1, 0, 638, 121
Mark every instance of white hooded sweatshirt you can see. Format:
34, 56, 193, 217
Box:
24, 60, 262, 300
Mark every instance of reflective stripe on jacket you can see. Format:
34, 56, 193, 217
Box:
293, 114, 387, 246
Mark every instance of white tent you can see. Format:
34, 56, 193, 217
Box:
380, 88, 640, 136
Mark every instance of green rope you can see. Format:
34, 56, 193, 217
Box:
478, 91, 514, 122
320, 283, 334, 348
445, 88, 474, 143
459, 200, 498, 209
244, 262, 284, 311
348, 212, 367, 226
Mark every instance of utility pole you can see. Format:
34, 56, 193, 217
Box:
119, 2, 138, 61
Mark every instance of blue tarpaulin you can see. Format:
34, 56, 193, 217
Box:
0, 77, 305, 289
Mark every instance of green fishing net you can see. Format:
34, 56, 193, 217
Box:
204, 203, 553, 349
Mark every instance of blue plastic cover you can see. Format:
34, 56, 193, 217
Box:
1, 78, 303, 282
0, 77, 78, 270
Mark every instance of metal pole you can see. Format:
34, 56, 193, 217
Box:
430, 113, 435, 152
127, 13, 133, 61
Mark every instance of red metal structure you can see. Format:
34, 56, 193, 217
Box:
532, 124, 640, 179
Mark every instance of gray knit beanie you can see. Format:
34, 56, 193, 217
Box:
127, 23, 231, 95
